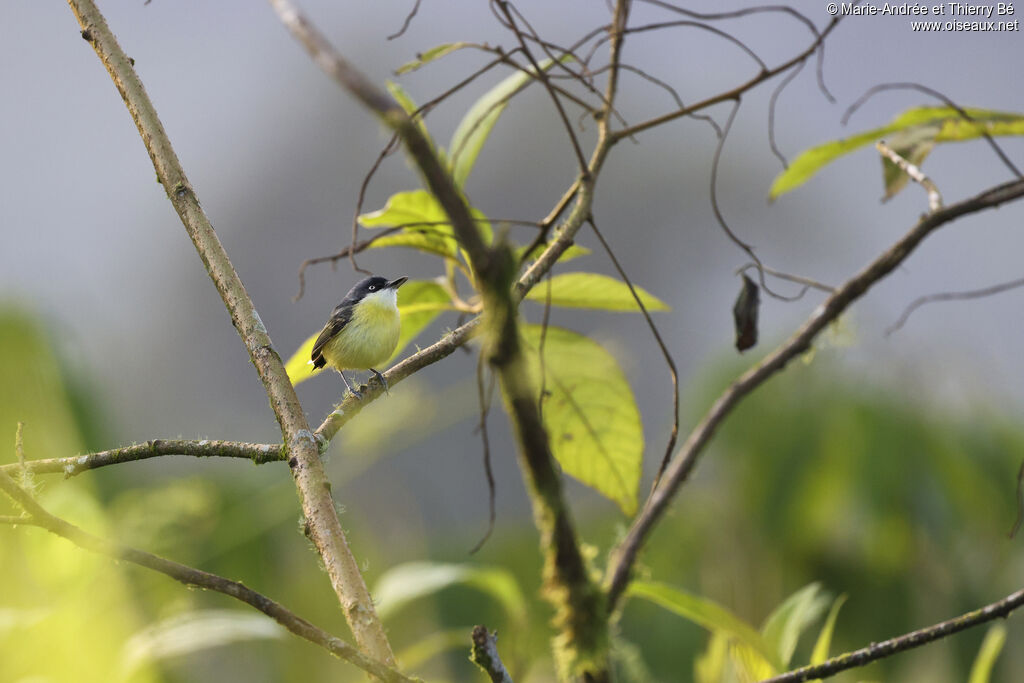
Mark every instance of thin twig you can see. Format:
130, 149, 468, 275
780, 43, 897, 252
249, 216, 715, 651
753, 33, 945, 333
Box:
737, 263, 835, 295
709, 99, 808, 302
605, 177, 1024, 610
493, 0, 591, 175
760, 587, 1024, 683
0, 439, 284, 478
470, 356, 498, 555
586, 218, 680, 491
620, 20, 767, 72
386, 0, 422, 40
886, 275, 1024, 336
767, 60, 804, 169
269, 0, 489, 274
0, 468, 415, 683
876, 139, 943, 212
348, 135, 401, 276
843, 82, 1023, 180
611, 12, 846, 140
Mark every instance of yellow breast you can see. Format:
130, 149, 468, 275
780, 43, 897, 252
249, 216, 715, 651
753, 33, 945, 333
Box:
322, 295, 401, 371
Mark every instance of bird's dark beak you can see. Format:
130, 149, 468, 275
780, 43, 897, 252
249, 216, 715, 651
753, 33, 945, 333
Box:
386, 276, 408, 289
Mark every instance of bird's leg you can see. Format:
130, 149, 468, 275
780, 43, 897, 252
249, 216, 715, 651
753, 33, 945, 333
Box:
370, 368, 389, 394
339, 371, 362, 399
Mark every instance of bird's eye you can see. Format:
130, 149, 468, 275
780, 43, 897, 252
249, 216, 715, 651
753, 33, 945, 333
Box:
368, 285, 377, 291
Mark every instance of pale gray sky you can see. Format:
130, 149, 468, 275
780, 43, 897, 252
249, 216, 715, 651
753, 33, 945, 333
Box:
3, 1, 1024, 520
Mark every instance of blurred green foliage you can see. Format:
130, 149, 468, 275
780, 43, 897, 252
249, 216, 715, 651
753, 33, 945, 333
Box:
3, 302, 1023, 682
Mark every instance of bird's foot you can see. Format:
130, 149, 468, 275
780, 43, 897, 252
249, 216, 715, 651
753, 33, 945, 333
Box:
340, 372, 363, 399
370, 368, 389, 394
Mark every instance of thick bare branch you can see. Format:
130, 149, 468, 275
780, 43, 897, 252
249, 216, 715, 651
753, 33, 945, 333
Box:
605, 177, 1024, 609
67, 0, 394, 666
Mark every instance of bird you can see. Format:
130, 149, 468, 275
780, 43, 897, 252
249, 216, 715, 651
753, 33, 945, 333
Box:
310, 275, 408, 397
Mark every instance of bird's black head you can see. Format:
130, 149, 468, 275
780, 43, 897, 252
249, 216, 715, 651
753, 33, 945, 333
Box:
343, 275, 408, 303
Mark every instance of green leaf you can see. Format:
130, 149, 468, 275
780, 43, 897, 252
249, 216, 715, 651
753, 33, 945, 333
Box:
449, 56, 569, 189
809, 594, 847, 669
761, 582, 830, 669
121, 610, 284, 675
395, 42, 473, 75
880, 124, 939, 200
968, 624, 1007, 683
628, 581, 781, 670
524, 272, 670, 312
359, 189, 492, 260
395, 629, 470, 671
284, 279, 454, 387
373, 562, 526, 628
390, 279, 453, 362
610, 635, 658, 683
728, 641, 777, 681
522, 324, 642, 515
695, 630, 729, 683
769, 107, 1024, 199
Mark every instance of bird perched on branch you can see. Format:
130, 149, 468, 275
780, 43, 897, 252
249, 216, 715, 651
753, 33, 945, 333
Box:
310, 275, 408, 397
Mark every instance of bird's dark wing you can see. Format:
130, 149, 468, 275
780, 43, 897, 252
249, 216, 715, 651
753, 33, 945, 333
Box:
310, 304, 353, 369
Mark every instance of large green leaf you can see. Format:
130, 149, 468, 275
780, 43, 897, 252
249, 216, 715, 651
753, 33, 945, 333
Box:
449, 56, 568, 188
395, 629, 470, 672
522, 324, 642, 515
373, 562, 526, 628
121, 610, 284, 676
809, 594, 846, 669
359, 189, 492, 260
284, 279, 453, 386
389, 280, 453, 361
524, 272, 670, 312
769, 107, 1024, 199
629, 581, 781, 671
761, 582, 831, 669
968, 625, 1007, 683
395, 42, 473, 75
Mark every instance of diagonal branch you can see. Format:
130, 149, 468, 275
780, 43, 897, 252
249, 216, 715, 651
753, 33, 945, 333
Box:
0, 468, 415, 683
268, 0, 490, 277
761, 587, 1024, 683
605, 177, 1024, 610
479, 245, 608, 681
66, 0, 394, 667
